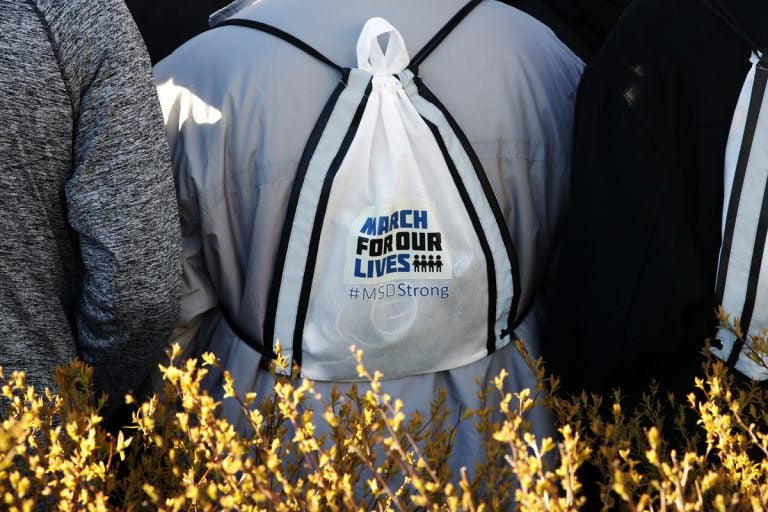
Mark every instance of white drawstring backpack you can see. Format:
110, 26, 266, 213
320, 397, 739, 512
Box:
217, 0, 522, 380
704, 0, 768, 379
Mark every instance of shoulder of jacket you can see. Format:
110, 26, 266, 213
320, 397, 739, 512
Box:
26, 0, 147, 108
28, 0, 135, 41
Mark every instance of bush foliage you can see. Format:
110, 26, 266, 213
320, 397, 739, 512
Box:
2, 316, 768, 511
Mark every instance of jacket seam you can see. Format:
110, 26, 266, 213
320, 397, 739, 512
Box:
24, 0, 77, 119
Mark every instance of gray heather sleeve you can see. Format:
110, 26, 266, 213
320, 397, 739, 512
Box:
49, 0, 181, 399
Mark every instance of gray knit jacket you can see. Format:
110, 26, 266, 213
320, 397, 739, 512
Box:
0, 0, 181, 400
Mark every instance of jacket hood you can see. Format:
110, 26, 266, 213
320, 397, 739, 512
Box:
205, 0, 630, 61
209, 0, 256, 27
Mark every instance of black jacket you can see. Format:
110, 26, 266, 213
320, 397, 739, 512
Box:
503, 0, 629, 61
543, 0, 768, 398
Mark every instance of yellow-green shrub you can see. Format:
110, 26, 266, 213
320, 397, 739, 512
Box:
1, 324, 767, 511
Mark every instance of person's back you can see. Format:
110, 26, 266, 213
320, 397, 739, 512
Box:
157, 0, 583, 479
0, 0, 181, 401
543, 0, 768, 399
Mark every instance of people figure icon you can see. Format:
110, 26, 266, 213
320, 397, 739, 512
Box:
410, 254, 445, 273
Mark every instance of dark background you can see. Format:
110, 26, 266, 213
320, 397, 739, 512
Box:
126, 0, 233, 64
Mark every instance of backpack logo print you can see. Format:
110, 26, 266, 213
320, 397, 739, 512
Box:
344, 200, 452, 284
